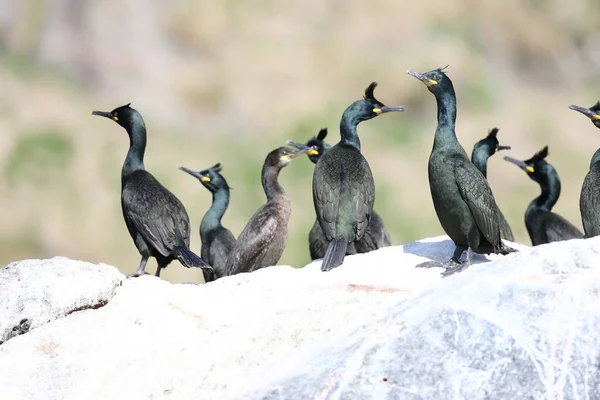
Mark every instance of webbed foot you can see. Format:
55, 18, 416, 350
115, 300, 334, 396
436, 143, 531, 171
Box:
440, 262, 470, 277
127, 271, 149, 278
416, 261, 445, 269
416, 259, 462, 270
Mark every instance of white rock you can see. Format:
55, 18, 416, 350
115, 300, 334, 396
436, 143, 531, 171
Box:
0, 257, 124, 344
3, 236, 599, 400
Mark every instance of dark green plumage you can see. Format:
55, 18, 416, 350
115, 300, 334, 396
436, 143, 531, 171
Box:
569, 102, 600, 238
312, 83, 404, 271
407, 67, 516, 277
288, 127, 391, 260
92, 104, 214, 282
504, 147, 583, 245
179, 163, 236, 279
470, 127, 514, 241
225, 146, 312, 275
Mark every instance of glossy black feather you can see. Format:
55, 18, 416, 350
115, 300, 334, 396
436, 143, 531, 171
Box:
408, 66, 514, 274
313, 144, 374, 243
180, 164, 236, 278
470, 128, 514, 241
526, 209, 583, 245
93, 104, 212, 280
122, 170, 193, 257
581, 162, 600, 237
505, 146, 583, 245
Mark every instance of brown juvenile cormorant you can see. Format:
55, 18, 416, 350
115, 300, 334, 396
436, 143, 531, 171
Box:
92, 103, 214, 282
179, 163, 236, 279
569, 102, 600, 237
504, 147, 583, 245
471, 127, 514, 241
287, 128, 391, 260
313, 83, 404, 271
224, 146, 316, 275
407, 67, 516, 277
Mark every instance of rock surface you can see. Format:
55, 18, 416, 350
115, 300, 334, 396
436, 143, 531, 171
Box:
1, 237, 600, 400
0, 257, 124, 344
232, 237, 600, 399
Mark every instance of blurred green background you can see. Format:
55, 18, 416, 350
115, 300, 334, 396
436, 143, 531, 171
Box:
1, 0, 599, 282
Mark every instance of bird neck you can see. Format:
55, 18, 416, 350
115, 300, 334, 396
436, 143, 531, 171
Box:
433, 89, 458, 148
262, 165, 286, 201
590, 148, 600, 170
122, 123, 146, 177
529, 174, 560, 213
471, 150, 489, 178
201, 188, 229, 234
339, 115, 361, 150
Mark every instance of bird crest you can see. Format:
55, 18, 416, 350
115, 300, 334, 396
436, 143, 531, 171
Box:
487, 127, 499, 140
528, 146, 549, 163
363, 82, 379, 103
316, 128, 328, 141
437, 65, 450, 73
198, 162, 222, 176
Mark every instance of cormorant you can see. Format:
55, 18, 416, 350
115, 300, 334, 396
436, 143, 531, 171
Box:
287, 128, 391, 260
224, 146, 316, 275
92, 103, 214, 282
471, 127, 515, 241
313, 83, 404, 271
407, 67, 516, 277
504, 147, 583, 245
569, 102, 600, 237
179, 163, 236, 279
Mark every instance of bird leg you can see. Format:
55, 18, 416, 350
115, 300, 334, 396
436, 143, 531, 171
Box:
128, 256, 149, 278
416, 245, 465, 269
441, 247, 473, 277
155, 261, 168, 278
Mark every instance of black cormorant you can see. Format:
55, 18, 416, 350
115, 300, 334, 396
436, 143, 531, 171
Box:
504, 147, 583, 245
179, 163, 236, 279
224, 146, 316, 275
407, 67, 516, 277
313, 83, 404, 271
471, 127, 514, 241
92, 103, 214, 282
569, 102, 600, 237
287, 128, 391, 260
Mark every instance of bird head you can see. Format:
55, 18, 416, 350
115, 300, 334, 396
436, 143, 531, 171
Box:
343, 82, 405, 125
286, 128, 330, 165
504, 146, 551, 184
569, 102, 600, 129
474, 128, 511, 158
179, 163, 227, 193
407, 65, 452, 95
92, 103, 143, 132
267, 146, 318, 169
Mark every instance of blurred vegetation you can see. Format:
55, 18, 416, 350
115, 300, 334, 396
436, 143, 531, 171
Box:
0, 0, 599, 282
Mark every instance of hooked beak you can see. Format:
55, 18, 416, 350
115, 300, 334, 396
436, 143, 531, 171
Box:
569, 104, 600, 120
503, 156, 534, 173
406, 69, 438, 87
373, 105, 405, 114
285, 141, 319, 156
91, 110, 115, 120
292, 145, 318, 157
496, 145, 511, 152
179, 166, 210, 182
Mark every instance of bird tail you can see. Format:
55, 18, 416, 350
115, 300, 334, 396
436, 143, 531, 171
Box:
173, 246, 216, 283
499, 242, 518, 255
321, 238, 348, 272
